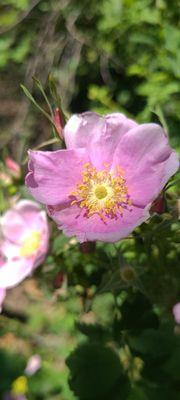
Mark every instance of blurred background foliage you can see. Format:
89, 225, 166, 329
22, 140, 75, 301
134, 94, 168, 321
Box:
0, 0, 180, 158
0, 0, 180, 399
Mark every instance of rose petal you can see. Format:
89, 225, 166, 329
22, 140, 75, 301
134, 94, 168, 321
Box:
47, 203, 149, 243
0, 258, 34, 289
112, 123, 179, 206
64, 112, 138, 169
1, 200, 49, 247
0, 240, 21, 259
1, 209, 27, 244
26, 148, 88, 205
64, 112, 104, 149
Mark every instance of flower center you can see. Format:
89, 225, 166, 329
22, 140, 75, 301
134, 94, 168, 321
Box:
70, 162, 132, 222
95, 185, 108, 199
20, 230, 41, 257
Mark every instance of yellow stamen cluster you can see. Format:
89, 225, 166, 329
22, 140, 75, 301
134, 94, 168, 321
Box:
70, 162, 131, 222
20, 230, 41, 257
11, 376, 28, 395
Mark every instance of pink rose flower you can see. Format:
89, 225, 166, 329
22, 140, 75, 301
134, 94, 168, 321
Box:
0, 200, 49, 310
25, 354, 42, 376
173, 303, 180, 324
25, 112, 179, 243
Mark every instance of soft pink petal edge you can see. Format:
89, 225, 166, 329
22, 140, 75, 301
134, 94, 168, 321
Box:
0, 258, 34, 289
25, 148, 88, 205
112, 123, 179, 206
63, 111, 138, 150
64, 112, 138, 169
1, 200, 49, 245
47, 203, 150, 243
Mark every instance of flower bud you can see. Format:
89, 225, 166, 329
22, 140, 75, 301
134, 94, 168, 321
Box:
53, 271, 65, 289
5, 157, 21, 179
53, 108, 64, 139
150, 193, 165, 214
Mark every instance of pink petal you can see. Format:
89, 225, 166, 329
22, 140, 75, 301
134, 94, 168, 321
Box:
0, 288, 6, 311
20, 202, 49, 258
0, 240, 21, 259
64, 112, 104, 148
26, 148, 88, 205
173, 303, 180, 324
1, 209, 27, 244
25, 354, 42, 376
0, 252, 6, 267
15, 201, 49, 253
1, 200, 49, 246
0, 234, 48, 268
47, 203, 149, 243
112, 123, 179, 207
0, 258, 34, 289
64, 112, 138, 169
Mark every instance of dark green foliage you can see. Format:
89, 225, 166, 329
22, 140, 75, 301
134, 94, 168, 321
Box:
119, 293, 159, 333
0, 350, 26, 395
66, 343, 129, 400
76, 321, 111, 343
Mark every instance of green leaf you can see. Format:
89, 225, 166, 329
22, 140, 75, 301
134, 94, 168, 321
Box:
20, 84, 53, 123
66, 343, 125, 400
129, 327, 175, 358
52, 234, 70, 256
32, 76, 53, 118
76, 322, 111, 343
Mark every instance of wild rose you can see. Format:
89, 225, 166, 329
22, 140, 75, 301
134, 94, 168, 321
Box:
25, 354, 42, 376
0, 200, 49, 310
26, 112, 179, 243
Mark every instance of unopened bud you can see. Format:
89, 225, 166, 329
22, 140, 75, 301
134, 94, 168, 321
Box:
53, 108, 64, 139
53, 271, 65, 289
5, 157, 21, 179
150, 193, 165, 214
